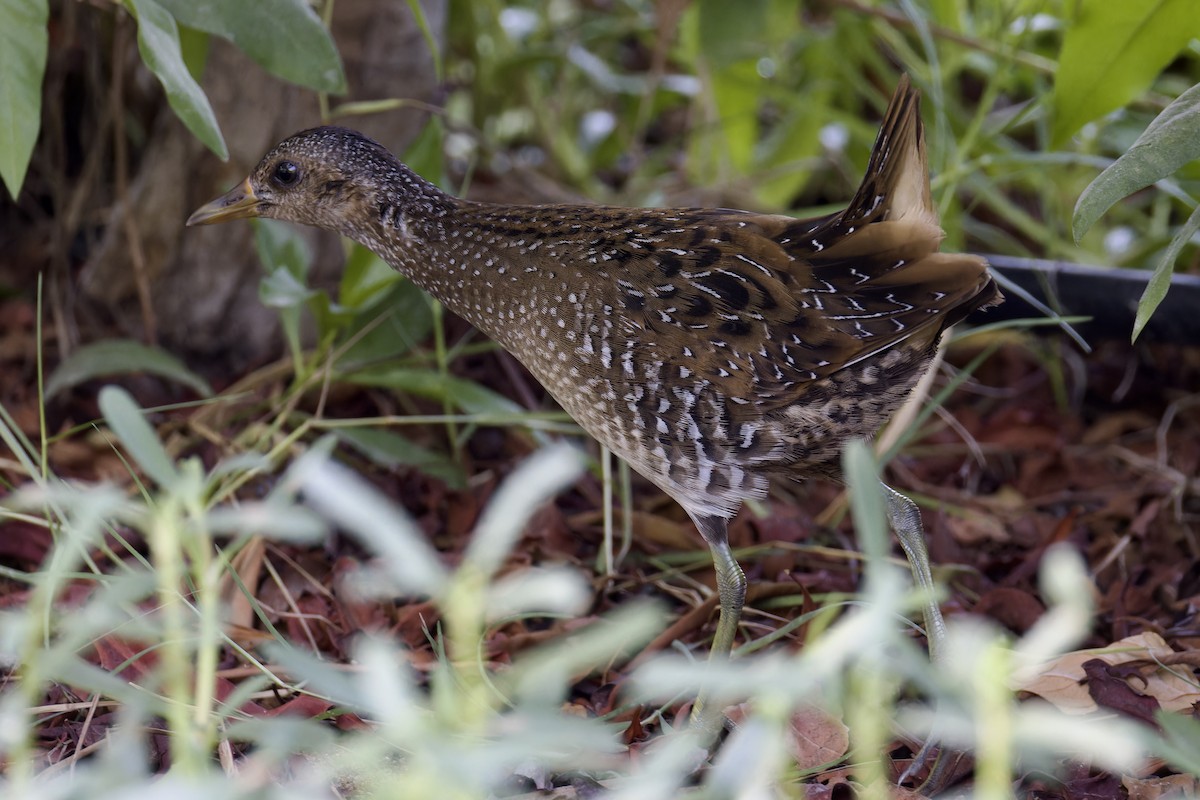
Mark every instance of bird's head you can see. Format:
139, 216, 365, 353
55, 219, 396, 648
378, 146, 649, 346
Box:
187, 126, 427, 238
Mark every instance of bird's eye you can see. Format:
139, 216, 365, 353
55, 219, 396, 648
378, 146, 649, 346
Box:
271, 161, 301, 188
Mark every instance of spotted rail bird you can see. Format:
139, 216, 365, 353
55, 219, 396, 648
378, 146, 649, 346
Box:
189, 76, 1000, 718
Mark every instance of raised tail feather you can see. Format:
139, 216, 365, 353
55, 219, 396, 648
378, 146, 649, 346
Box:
845, 74, 937, 227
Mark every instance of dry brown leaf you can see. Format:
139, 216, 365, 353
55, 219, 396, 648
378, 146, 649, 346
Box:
787, 702, 851, 770
225, 535, 266, 629
1122, 773, 1200, 800
944, 507, 1010, 545
1012, 632, 1200, 714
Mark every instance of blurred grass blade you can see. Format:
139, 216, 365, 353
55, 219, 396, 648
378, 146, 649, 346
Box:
204, 503, 327, 542
484, 566, 588, 623
841, 441, 886, 563
1153, 711, 1200, 773
225, 717, 339, 760
124, 0, 227, 160
1051, 0, 1200, 149
707, 716, 785, 798
404, 0, 442, 81
98, 385, 180, 489
1015, 543, 1093, 665
485, 567, 590, 621
45, 339, 213, 398
355, 636, 423, 738
261, 640, 358, 707
334, 426, 465, 488
1011, 704, 1143, 769
154, 0, 346, 93
1133, 202, 1200, 342
346, 367, 524, 416
0, 0, 48, 199
507, 602, 665, 704
605, 726, 710, 800
1073, 81, 1200, 240
292, 453, 448, 596
463, 444, 584, 577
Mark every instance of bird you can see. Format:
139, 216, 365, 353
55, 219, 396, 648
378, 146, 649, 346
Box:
189, 75, 1000, 724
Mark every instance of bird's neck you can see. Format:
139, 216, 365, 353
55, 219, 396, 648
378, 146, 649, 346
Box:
350, 169, 532, 345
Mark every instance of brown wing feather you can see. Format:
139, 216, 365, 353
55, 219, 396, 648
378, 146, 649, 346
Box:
521, 77, 995, 449
607, 77, 997, 415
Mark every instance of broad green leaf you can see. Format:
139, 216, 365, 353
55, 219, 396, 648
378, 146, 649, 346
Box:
253, 218, 311, 280
333, 426, 465, 488
696, 0, 767, 67
154, 0, 346, 94
337, 279, 435, 365
1073, 81, 1200, 240
346, 367, 523, 416
98, 385, 180, 488
403, 117, 447, 188
754, 88, 829, 208
1132, 202, 1200, 342
259, 266, 316, 309
1052, 0, 1200, 148
125, 0, 227, 159
0, 0, 48, 199
341, 243, 401, 310
46, 339, 213, 398
252, 219, 313, 360
177, 24, 210, 81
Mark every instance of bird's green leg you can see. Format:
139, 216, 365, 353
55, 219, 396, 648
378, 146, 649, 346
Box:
882, 483, 946, 661
690, 514, 746, 731
882, 482, 950, 788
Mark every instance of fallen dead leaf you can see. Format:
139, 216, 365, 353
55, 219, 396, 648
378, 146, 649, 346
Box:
1012, 632, 1200, 715
944, 507, 1010, 545
788, 702, 851, 770
1121, 773, 1200, 800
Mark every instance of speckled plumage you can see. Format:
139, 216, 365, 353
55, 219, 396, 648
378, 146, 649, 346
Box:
190, 77, 1001, 722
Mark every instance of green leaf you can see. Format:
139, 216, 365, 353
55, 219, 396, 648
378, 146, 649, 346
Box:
1132, 201, 1200, 342
337, 279, 435, 365
0, 0, 49, 199
46, 339, 213, 398
405, 0, 442, 82
465, 444, 584, 578
259, 266, 316, 309
346, 368, 523, 416
340, 243, 401, 310
1073, 81, 1200, 240
154, 0, 346, 94
1052, 0, 1200, 148
696, 0, 767, 67
402, 117, 448, 188
98, 385, 180, 489
254, 218, 311, 280
1154, 710, 1200, 773
205, 503, 328, 542
333, 426, 465, 489
177, 24, 210, 81
842, 441, 886, 564
124, 0, 227, 159
290, 453, 448, 596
